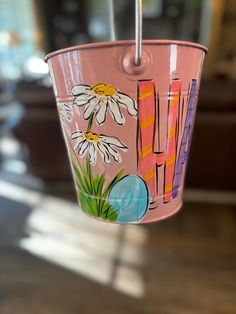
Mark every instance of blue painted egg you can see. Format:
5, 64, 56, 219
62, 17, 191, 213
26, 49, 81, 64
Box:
108, 175, 150, 224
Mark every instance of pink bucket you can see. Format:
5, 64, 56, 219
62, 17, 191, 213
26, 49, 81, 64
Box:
45, 39, 207, 224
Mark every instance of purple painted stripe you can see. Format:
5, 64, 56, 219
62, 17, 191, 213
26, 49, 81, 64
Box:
184, 82, 198, 163
172, 80, 197, 198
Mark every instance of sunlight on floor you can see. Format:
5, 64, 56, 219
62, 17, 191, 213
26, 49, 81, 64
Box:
0, 180, 148, 298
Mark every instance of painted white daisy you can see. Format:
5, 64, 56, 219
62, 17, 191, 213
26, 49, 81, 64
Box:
57, 102, 72, 134
71, 83, 137, 125
71, 130, 127, 165
57, 102, 72, 122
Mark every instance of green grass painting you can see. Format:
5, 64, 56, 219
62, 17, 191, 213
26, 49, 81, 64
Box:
72, 158, 123, 221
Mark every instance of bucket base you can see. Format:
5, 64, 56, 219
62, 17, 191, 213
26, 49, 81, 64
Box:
141, 192, 183, 224
79, 193, 183, 225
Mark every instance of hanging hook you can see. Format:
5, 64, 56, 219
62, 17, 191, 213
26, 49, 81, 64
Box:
135, 0, 143, 65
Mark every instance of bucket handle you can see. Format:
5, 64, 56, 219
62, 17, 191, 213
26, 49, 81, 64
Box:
109, 0, 143, 66
135, 0, 143, 66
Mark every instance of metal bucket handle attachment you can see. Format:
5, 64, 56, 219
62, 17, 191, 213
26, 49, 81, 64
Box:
109, 0, 143, 66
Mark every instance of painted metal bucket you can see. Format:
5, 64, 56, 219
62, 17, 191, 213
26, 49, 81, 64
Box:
45, 39, 207, 224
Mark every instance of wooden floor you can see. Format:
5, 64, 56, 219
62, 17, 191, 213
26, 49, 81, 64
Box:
0, 182, 235, 314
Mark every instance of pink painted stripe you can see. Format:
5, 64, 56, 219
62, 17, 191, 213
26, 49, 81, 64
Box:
163, 80, 181, 202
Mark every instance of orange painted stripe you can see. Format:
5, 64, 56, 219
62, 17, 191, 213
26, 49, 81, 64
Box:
144, 169, 155, 181
168, 126, 176, 138
166, 153, 176, 166
140, 114, 155, 129
139, 144, 152, 158
139, 85, 154, 100
165, 182, 173, 193
169, 93, 179, 105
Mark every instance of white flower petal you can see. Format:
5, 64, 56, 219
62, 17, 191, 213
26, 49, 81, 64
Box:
57, 103, 72, 122
89, 142, 97, 165
73, 96, 91, 107
61, 112, 72, 122
100, 135, 127, 150
108, 99, 125, 125
84, 99, 99, 120
96, 99, 108, 125
58, 102, 71, 111
78, 140, 89, 157
71, 85, 91, 96
97, 142, 110, 164
71, 131, 83, 140
103, 143, 121, 162
73, 138, 85, 151
116, 92, 138, 115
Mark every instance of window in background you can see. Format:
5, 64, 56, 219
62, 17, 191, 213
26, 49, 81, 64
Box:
0, 0, 39, 79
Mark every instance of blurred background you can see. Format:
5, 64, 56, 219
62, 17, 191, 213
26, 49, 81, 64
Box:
0, 1, 235, 313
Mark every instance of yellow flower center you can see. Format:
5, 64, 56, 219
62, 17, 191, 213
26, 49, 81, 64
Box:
91, 83, 116, 96
84, 131, 100, 142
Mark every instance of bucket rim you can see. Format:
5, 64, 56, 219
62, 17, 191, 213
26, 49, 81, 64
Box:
44, 39, 208, 62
